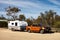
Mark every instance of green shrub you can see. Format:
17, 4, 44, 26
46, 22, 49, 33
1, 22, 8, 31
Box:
0, 21, 8, 28
53, 21, 60, 28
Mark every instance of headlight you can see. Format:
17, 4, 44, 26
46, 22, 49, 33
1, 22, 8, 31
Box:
42, 27, 45, 29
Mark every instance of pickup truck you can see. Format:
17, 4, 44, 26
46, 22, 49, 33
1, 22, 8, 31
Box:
26, 24, 51, 34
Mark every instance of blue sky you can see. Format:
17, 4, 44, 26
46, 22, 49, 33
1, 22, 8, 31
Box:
0, 0, 60, 18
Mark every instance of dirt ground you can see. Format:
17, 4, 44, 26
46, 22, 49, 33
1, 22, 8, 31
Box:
0, 28, 60, 40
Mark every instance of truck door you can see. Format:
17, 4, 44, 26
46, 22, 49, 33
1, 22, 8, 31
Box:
31, 25, 40, 32
31, 25, 37, 30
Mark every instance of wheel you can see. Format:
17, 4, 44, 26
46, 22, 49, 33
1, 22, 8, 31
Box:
11, 28, 15, 31
28, 30, 31, 33
40, 30, 44, 34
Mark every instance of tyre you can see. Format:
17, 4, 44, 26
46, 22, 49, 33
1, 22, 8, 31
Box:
28, 30, 31, 33
11, 28, 15, 31
40, 30, 44, 34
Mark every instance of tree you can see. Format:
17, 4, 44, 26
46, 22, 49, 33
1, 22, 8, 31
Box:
38, 10, 57, 27
55, 15, 60, 21
48, 10, 56, 26
54, 21, 60, 28
44, 10, 56, 27
26, 18, 33, 26
34, 16, 41, 24
40, 12, 45, 25
19, 14, 26, 21
5, 6, 21, 20
0, 15, 6, 20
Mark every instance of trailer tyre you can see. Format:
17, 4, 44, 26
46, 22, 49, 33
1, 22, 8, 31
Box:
11, 28, 15, 31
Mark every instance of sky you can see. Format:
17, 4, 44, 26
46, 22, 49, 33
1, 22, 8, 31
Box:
0, 0, 60, 18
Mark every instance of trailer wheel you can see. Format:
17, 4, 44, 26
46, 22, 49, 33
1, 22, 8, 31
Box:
40, 30, 44, 34
11, 28, 15, 31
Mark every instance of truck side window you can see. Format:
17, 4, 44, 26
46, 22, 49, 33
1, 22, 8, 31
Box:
12, 23, 14, 25
15, 22, 17, 26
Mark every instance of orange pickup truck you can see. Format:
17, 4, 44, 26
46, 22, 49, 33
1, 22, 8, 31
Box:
26, 24, 51, 33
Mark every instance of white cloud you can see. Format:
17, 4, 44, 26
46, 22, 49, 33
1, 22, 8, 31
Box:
0, 11, 40, 18
0, 0, 58, 10
0, 0, 41, 9
48, 0, 60, 6
0, 0, 60, 18
0, 11, 7, 18
0, 11, 6, 14
0, 0, 60, 9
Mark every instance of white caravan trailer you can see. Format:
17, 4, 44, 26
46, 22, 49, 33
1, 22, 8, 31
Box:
8, 20, 28, 31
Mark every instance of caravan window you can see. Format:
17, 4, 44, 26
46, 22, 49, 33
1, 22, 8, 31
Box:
12, 23, 14, 25
15, 22, 17, 26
